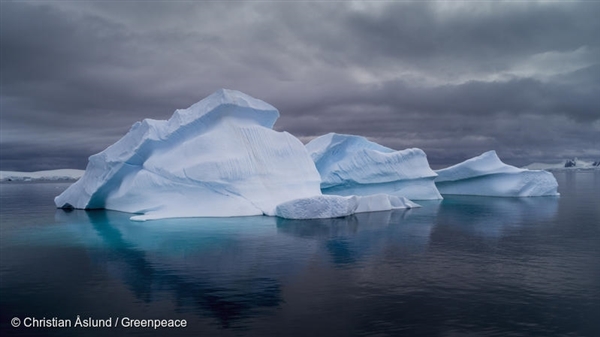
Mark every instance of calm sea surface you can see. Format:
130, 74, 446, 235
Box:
1, 171, 599, 336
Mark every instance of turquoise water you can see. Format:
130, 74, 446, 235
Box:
1, 171, 599, 336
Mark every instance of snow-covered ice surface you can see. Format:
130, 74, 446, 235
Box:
305, 133, 442, 200
1, 169, 84, 182
275, 194, 420, 220
435, 151, 559, 197
55, 89, 323, 220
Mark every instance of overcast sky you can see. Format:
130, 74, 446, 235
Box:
1, 0, 599, 171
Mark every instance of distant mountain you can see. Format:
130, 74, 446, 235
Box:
0, 169, 84, 182
564, 159, 577, 168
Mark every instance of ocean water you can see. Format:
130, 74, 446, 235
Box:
1, 171, 599, 337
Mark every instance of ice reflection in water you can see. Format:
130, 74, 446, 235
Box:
1, 174, 598, 337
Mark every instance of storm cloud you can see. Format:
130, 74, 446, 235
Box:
1, 0, 599, 170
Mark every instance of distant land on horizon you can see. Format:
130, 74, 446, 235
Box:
0, 169, 84, 182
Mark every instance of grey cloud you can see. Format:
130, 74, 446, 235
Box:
274, 68, 600, 167
1, 141, 92, 171
338, 2, 600, 80
1, 1, 599, 171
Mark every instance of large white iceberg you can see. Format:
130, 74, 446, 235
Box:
305, 133, 442, 200
54, 90, 557, 221
55, 89, 325, 221
435, 151, 559, 197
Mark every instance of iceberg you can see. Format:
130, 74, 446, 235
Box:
275, 195, 359, 219
274, 194, 420, 220
54, 89, 556, 221
305, 133, 442, 200
55, 89, 418, 221
435, 151, 559, 197
55, 89, 324, 221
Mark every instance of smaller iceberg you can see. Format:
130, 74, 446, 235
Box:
305, 133, 442, 200
275, 194, 419, 220
435, 151, 559, 197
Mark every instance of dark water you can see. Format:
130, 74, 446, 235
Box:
1, 171, 599, 337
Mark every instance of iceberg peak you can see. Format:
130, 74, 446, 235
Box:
434, 150, 521, 183
169, 88, 279, 130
